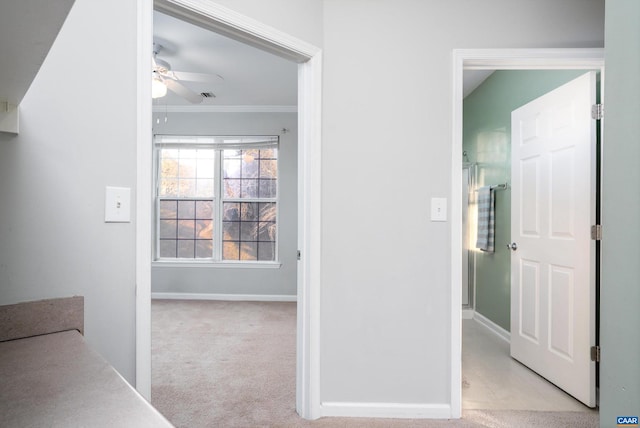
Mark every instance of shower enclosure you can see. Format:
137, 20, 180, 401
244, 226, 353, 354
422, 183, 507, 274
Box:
462, 163, 477, 309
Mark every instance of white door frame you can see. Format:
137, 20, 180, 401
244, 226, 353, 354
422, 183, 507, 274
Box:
136, 0, 323, 419
450, 48, 604, 417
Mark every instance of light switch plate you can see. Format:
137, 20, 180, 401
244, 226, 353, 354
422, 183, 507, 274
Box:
431, 197, 447, 222
105, 186, 131, 223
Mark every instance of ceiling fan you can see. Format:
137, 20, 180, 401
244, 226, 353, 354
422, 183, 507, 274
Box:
152, 43, 223, 104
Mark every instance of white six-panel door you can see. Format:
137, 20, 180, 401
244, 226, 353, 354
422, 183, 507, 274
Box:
510, 72, 597, 407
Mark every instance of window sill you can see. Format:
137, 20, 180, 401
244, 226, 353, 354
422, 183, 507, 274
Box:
152, 260, 282, 269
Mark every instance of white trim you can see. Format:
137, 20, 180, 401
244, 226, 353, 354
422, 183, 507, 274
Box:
137, 0, 322, 419
450, 48, 604, 420
462, 308, 474, 319
135, 0, 153, 401
152, 292, 296, 302
152, 105, 297, 113
154, 0, 319, 62
320, 402, 453, 419
152, 261, 282, 269
473, 312, 511, 343
296, 52, 323, 421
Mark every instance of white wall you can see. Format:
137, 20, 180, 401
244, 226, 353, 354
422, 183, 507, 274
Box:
208, 0, 323, 49
318, 0, 604, 407
0, 0, 138, 382
151, 111, 298, 297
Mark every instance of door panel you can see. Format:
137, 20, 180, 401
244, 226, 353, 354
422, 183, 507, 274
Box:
510, 71, 597, 407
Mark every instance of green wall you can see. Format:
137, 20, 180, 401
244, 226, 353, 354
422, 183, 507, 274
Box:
600, 0, 640, 424
463, 70, 589, 331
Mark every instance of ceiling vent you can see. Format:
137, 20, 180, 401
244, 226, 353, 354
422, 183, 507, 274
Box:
200, 92, 216, 98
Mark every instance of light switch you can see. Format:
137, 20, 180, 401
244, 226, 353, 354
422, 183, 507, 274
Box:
431, 197, 447, 222
105, 186, 131, 223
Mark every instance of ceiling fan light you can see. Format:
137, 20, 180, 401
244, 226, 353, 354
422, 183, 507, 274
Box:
152, 75, 167, 98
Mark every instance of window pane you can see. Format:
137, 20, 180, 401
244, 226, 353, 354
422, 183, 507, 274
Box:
177, 219, 195, 239
260, 148, 276, 159
241, 179, 258, 198
159, 179, 178, 197
223, 241, 239, 260
161, 158, 179, 178
195, 179, 214, 197
257, 242, 275, 261
224, 149, 241, 159
224, 159, 241, 178
259, 203, 276, 222
240, 203, 259, 221
195, 240, 212, 258
178, 179, 196, 197
240, 242, 257, 260
196, 148, 215, 159
178, 158, 197, 178
258, 222, 276, 241
258, 179, 277, 198
196, 159, 214, 178
196, 201, 213, 219
178, 201, 195, 219
179, 149, 197, 159
223, 221, 239, 241
177, 240, 195, 258
160, 200, 177, 219
259, 159, 277, 179
223, 203, 240, 220
196, 220, 213, 239
241, 150, 259, 178
224, 179, 240, 198
159, 240, 177, 258
159, 220, 177, 239
240, 221, 258, 241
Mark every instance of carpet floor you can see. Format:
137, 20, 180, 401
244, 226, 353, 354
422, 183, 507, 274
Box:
151, 300, 598, 427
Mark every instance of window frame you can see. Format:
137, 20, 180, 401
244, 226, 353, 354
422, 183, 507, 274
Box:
152, 135, 280, 266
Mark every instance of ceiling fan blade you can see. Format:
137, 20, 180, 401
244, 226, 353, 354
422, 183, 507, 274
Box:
172, 71, 224, 83
164, 78, 203, 104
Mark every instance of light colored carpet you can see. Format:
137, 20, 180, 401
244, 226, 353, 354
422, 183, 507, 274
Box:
151, 300, 598, 427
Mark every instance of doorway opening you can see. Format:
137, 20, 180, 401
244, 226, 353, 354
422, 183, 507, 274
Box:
135, 0, 322, 420
450, 49, 604, 417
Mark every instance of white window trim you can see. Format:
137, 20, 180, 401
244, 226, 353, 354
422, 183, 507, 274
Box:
154, 134, 280, 264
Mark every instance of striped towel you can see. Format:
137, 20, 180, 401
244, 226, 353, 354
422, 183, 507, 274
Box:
476, 186, 495, 252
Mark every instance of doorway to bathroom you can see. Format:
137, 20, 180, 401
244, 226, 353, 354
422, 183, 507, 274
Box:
452, 49, 604, 414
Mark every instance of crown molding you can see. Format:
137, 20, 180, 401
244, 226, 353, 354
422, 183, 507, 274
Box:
152, 105, 297, 113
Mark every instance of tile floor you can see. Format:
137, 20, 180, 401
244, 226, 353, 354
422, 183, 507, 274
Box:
462, 318, 595, 412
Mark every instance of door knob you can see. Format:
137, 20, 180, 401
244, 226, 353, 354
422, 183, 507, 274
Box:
507, 242, 518, 251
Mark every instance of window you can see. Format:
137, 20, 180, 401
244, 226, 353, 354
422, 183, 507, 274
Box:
155, 136, 278, 263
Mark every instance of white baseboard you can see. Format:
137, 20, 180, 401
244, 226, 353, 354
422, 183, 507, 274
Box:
462, 308, 474, 319
473, 311, 510, 343
151, 292, 296, 302
320, 402, 454, 419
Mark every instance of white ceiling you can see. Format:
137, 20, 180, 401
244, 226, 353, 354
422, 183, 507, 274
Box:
153, 11, 298, 107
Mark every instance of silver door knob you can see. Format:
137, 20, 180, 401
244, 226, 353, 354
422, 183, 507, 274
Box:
507, 242, 518, 251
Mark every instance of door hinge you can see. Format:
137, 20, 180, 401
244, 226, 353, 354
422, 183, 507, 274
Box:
591, 224, 603, 240
591, 345, 601, 362
297, 250, 301, 261
591, 104, 604, 120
